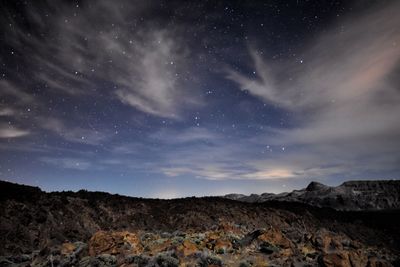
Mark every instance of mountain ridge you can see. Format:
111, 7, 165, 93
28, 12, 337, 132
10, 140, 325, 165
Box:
224, 180, 400, 211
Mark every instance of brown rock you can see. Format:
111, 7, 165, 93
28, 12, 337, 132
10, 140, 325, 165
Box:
367, 258, 393, 267
348, 250, 368, 267
207, 231, 221, 241
214, 239, 232, 254
205, 231, 223, 250
253, 256, 269, 267
313, 231, 345, 253
279, 248, 293, 258
89, 231, 111, 256
258, 228, 292, 249
319, 252, 351, 267
61, 242, 76, 255
218, 221, 242, 235
300, 245, 317, 256
177, 240, 198, 257
88, 231, 142, 256
147, 239, 172, 255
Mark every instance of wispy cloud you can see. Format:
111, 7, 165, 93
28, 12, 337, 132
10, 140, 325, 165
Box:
40, 157, 92, 170
0, 124, 30, 138
150, 127, 218, 144
40, 117, 109, 145
0, 107, 15, 116
114, 30, 199, 118
0, 80, 34, 104
108, 126, 337, 181
4, 0, 200, 118
227, 3, 400, 111
226, 2, 400, 178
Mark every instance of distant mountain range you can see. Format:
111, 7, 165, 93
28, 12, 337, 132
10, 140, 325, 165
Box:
225, 180, 400, 211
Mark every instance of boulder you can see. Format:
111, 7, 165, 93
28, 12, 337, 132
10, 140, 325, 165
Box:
61, 242, 76, 255
367, 258, 393, 267
214, 239, 232, 254
88, 231, 142, 256
258, 228, 292, 249
318, 252, 351, 267
145, 239, 172, 256
177, 240, 198, 257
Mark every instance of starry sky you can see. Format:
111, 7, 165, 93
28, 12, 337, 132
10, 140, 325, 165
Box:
0, 0, 399, 198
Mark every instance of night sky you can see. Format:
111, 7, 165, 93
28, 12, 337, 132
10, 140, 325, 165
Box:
0, 0, 399, 198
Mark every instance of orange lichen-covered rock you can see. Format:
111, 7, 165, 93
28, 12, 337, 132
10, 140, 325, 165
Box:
89, 231, 113, 256
88, 231, 142, 256
258, 228, 292, 249
348, 250, 368, 267
319, 252, 351, 267
300, 245, 317, 256
206, 231, 221, 241
61, 242, 76, 255
146, 239, 172, 256
204, 231, 221, 250
366, 258, 393, 267
253, 256, 269, 267
214, 239, 232, 254
177, 240, 198, 257
313, 230, 345, 253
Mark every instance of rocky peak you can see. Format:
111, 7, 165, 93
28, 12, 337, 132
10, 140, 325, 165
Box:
306, 181, 330, 192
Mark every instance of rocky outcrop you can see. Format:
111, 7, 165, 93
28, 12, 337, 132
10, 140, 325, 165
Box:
88, 231, 142, 256
225, 180, 400, 211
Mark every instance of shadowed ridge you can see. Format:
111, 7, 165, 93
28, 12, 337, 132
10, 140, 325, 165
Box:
305, 181, 330, 192
0, 180, 42, 201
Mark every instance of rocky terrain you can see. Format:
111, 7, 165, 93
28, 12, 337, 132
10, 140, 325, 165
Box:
1, 180, 400, 267
225, 180, 400, 211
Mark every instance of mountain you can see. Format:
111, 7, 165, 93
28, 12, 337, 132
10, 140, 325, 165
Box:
1, 180, 400, 267
224, 180, 400, 211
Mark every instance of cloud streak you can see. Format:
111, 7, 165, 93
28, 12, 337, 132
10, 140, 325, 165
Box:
40, 117, 109, 145
227, 2, 400, 179
0, 80, 34, 104
40, 157, 92, 171
0, 124, 30, 138
4, 0, 200, 118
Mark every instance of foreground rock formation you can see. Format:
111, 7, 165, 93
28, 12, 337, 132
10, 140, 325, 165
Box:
1, 180, 399, 266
